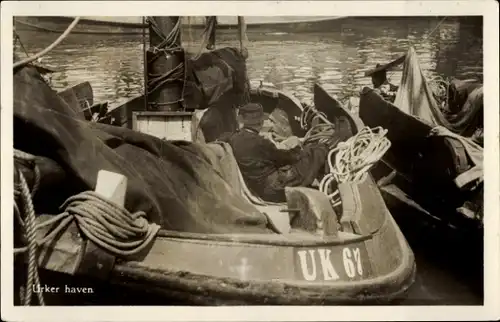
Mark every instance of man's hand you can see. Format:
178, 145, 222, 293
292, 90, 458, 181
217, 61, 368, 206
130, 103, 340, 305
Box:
271, 132, 287, 142
276, 136, 302, 150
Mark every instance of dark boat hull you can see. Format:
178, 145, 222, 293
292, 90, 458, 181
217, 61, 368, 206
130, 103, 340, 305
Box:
357, 87, 483, 235
14, 16, 146, 35
13, 16, 349, 36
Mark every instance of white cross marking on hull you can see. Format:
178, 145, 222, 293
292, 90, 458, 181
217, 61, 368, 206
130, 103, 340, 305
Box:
230, 257, 252, 281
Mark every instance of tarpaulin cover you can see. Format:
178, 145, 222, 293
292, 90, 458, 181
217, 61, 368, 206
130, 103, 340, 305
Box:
14, 65, 272, 234
184, 47, 249, 110
184, 47, 249, 142
394, 47, 483, 137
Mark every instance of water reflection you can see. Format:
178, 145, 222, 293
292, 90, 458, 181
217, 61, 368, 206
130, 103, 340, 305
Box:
15, 17, 482, 107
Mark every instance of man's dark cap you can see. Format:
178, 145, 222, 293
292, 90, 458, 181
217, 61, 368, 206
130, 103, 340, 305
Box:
239, 103, 265, 126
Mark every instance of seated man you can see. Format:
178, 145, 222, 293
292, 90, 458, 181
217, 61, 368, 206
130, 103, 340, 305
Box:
225, 103, 329, 203
366, 63, 399, 103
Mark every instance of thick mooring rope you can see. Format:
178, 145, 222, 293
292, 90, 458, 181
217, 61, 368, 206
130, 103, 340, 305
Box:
14, 150, 161, 305
14, 191, 161, 257
13, 17, 81, 69
16, 169, 45, 306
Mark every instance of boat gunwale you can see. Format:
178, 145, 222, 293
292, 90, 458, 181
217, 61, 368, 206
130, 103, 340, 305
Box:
154, 229, 373, 247
112, 213, 415, 303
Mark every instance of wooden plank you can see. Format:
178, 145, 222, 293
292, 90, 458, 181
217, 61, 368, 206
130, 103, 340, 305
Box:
37, 217, 84, 274
182, 116, 192, 141
133, 112, 194, 141
163, 116, 172, 140
165, 116, 189, 141
131, 112, 138, 131
148, 116, 168, 139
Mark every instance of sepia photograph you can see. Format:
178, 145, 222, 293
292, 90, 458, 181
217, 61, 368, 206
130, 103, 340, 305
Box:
1, 1, 499, 321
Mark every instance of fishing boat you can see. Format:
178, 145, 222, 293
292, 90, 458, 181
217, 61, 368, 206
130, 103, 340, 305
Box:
55, 81, 112, 123
14, 16, 348, 35
13, 16, 415, 306
351, 47, 483, 236
14, 73, 416, 305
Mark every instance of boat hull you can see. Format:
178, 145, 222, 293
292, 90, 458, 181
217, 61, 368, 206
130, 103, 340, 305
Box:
31, 211, 416, 305
13, 16, 349, 35
14, 16, 147, 35
14, 76, 415, 305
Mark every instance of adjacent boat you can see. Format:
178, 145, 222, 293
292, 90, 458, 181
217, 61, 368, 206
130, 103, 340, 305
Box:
14, 16, 348, 35
354, 47, 483, 236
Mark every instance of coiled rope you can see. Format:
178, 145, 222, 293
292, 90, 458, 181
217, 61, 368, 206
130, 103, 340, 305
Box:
298, 106, 391, 207
14, 150, 161, 305
303, 123, 340, 149
13, 17, 81, 69
319, 126, 391, 207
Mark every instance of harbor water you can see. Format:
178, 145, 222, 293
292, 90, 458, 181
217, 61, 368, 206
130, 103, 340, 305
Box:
15, 16, 483, 305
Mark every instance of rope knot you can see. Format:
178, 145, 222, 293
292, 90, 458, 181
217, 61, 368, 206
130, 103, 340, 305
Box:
62, 191, 160, 257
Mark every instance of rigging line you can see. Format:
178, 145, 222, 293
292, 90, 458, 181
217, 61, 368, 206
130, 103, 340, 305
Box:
387, 17, 447, 81
427, 16, 447, 39
13, 17, 81, 70
14, 30, 30, 58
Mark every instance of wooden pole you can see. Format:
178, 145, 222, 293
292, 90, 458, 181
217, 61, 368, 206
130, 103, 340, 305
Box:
147, 16, 184, 111
237, 16, 248, 58
142, 16, 148, 112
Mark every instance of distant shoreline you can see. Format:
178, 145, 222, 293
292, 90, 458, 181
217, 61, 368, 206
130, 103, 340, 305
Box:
14, 16, 479, 36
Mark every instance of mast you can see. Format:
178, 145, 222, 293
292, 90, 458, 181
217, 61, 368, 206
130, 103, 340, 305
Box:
146, 16, 184, 111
